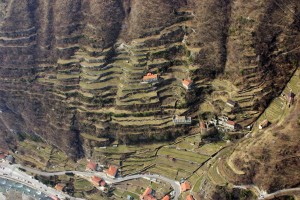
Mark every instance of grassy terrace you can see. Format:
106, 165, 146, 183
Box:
57, 58, 79, 65
57, 73, 80, 80
79, 79, 118, 90
158, 147, 210, 164
81, 133, 109, 142
257, 69, 300, 126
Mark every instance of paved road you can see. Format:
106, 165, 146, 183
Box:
0, 162, 84, 200
262, 188, 300, 200
15, 164, 181, 199
234, 184, 300, 200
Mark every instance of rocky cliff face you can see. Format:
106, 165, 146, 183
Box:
0, 0, 299, 159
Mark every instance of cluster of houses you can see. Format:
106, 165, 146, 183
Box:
86, 160, 119, 179
0, 149, 14, 164
142, 73, 194, 90
207, 116, 240, 133
172, 115, 192, 125
138, 187, 171, 200
180, 180, 194, 200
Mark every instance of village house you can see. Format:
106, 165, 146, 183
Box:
50, 196, 60, 200
224, 120, 237, 130
54, 184, 65, 192
173, 115, 192, 125
140, 187, 156, 200
142, 73, 159, 83
182, 79, 193, 90
0, 154, 5, 162
180, 181, 191, 192
86, 160, 97, 171
186, 194, 194, 200
106, 165, 118, 178
91, 176, 102, 186
226, 100, 237, 108
259, 119, 269, 129
162, 195, 170, 200
288, 91, 295, 106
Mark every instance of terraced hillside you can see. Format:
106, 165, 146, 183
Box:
0, 0, 300, 159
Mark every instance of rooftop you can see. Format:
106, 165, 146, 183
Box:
86, 160, 97, 171
182, 79, 193, 86
180, 181, 191, 192
106, 165, 118, 177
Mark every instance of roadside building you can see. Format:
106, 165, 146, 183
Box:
173, 115, 192, 125
91, 176, 102, 186
54, 184, 65, 192
180, 181, 191, 192
86, 160, 97, 171
143, 73, 159, 83
259, 119, 269, 129
140, 187, 156, 200
182, 79, 193, 90
186, 194, 194, 200
50, 196, 60, 200
162, 195, 170, 200
106, 165, 118, 178
0, 154, 5, 161
224, 120, 237, 130
226, 100, 237, 108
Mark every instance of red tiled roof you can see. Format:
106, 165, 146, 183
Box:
0, 154, 6, 159
200, 121, 206, 129
180, 181, 191, 192
143, 73, 158, 81
143, 195, 156, 200
51, 196, 60, 200
182, 79, 193, 87
227, 120, 236, 126
92, 176, 102, 185
142, 187, 152, 197
86, 160, 97, 171
54, 184, 64, 191
0, 148, 9, 155
106, 165, 118, 177
162, 195, 170, 200
186, 194, 194, 200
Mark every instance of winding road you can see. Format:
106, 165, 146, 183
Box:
5, 163, 181, 200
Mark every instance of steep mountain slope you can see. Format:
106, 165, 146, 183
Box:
0, 0, 299, 161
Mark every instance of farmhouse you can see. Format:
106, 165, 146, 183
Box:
86, 160, 97, 171
0, 154, 5, 162
186, 195, 194, 200
259, 119, 269, 129
224, 120, 237, 130
182, 79, 193, 90
143, 73, 159, 83
91, 176, 102, 186
172, 115, 192, 125
162, 195, 170, 200
54, 184, 65, 192
106, 165, 118, 178
226, 100, 237, 108
140, 187, 156, 200
180, 181, 191, 192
